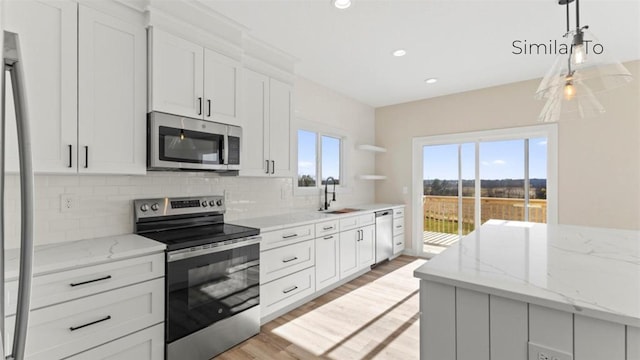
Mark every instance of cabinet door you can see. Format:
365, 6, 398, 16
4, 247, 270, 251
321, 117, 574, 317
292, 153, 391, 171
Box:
203, 49, 239, 125
67, 323, 164, 360
358, 225, 375, 270
268, 78, 293, 176
4, 0, 78, 173
149, 28, 203, 118
239, 68, 269, 176
78, 5, 146, 174
316, 233, 340, 291
339, 229, 359, 279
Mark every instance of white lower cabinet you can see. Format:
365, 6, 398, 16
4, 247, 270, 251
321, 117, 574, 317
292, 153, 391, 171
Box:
392, 207, 405, 256
4, 252, 165, 360
260, 267, 315, 317
339, 224, 375, 279
420, 280, 635, 360
315, 222, 340, 291
65, 324, 164, 360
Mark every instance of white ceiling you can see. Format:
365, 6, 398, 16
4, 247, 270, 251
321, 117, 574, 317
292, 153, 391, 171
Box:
200, 0, 640, 108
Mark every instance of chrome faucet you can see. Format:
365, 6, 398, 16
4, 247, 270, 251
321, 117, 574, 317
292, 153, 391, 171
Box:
323, 177, 337, 210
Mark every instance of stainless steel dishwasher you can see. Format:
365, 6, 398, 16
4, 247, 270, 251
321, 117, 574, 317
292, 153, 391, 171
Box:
375, 210, 393, 264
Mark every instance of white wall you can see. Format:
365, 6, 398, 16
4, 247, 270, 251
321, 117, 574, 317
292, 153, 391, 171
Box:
375, 60, 640, 252
2, 76, 376, 249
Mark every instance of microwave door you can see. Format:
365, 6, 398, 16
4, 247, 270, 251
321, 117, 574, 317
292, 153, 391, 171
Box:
226, 125, 241, 171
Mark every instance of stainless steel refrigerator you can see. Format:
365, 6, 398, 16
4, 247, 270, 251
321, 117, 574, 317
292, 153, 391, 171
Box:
1, 29, 36, 360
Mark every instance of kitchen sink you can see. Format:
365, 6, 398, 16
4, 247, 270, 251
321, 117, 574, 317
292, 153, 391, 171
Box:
325, 208, 363, 214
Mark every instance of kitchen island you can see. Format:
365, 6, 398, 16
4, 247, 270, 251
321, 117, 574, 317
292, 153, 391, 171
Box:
414, 220, 640, 360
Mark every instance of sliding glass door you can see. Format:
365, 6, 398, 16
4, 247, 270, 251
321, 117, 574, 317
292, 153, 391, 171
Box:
414, 125, 556, 258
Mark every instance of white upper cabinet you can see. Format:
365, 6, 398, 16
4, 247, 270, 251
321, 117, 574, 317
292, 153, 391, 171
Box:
78, 4, 146, 174
240, 68, 293, 177
4, 0, 78, 173
204, 49, 240, 124
149, 28, 203, 119
4, 0, 146, 175
149, 28, 240, 125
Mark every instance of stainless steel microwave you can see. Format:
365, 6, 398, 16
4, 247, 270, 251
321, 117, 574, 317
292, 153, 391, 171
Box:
147, 112, 241, 172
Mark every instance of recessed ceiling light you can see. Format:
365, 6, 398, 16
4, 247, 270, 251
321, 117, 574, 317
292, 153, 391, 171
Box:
333, 0, 351, 9
392, 49, 406, 57
425, 78, 438, 84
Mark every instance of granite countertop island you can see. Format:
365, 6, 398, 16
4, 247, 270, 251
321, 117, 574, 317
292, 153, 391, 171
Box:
414, 220, 640, 327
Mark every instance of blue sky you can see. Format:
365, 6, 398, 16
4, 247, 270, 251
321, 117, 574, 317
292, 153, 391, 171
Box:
423, 138, 547, 180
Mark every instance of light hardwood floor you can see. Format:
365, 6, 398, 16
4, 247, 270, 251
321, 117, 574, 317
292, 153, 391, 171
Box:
215, 255, 427, 360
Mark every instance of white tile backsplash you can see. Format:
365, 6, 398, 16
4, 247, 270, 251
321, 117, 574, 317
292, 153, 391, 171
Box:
2, 172, 374, 249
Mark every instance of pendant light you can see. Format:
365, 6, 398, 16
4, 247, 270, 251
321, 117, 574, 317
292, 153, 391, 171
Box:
536, 0, 633, 122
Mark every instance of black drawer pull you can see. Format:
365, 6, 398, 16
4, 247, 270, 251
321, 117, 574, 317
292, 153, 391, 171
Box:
282, 256, 298, 263
322, 226, 334, 230
323, 236, 333, 240
68, 144, 72, 168
70, 275, 112, 287
283, 286, 298, 294
396, 242, 403, 246
282, 233, 298, 239
69, 315, 111, 331
396, 225, 402, 228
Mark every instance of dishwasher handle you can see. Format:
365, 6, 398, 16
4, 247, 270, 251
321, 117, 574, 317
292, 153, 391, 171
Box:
375, 210, 392, 217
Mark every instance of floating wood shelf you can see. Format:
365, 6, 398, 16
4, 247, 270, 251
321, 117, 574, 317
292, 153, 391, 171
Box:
358, 175, 387, 180
357, 144, 387, 153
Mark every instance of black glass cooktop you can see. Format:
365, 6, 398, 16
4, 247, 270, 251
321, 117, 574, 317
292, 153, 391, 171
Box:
139, 223, 260, 251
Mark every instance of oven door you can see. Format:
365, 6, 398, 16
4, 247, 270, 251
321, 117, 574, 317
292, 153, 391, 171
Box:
166, 237, 260, 344
148, 112, 229, 171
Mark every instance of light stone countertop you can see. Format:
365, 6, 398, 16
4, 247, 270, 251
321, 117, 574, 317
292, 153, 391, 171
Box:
4, 234, 166, 281
414, 220, 640, 327
230, 203, 404, 232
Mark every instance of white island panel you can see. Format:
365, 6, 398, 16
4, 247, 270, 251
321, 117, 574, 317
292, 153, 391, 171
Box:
575, 315, 625, 360
489, 295, 527, 360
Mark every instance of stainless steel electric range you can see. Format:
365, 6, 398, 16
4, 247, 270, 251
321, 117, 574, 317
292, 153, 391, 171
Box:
133, 195, 261, 360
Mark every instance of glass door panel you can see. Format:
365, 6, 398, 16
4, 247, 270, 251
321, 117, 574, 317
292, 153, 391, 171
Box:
460, 143, 475, 235
479, 140, 525, 224
423, 144, 459, 256
528, 137, 548, 223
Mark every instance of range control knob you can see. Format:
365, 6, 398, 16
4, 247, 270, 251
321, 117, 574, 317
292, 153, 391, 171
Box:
140, 204, 149, 212
216, 199, 224, 206
209, 200, 216, 207
151, 203, 159, 211
201, 201, 208, 207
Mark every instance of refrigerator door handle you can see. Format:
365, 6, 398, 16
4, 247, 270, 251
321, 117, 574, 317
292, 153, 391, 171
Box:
3, 31, 36, 360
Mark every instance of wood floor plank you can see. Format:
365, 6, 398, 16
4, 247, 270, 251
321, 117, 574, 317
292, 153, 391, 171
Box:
213, 255, 426, 360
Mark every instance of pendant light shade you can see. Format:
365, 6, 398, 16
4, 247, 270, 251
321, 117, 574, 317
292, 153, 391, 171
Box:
536, 0, 633, 122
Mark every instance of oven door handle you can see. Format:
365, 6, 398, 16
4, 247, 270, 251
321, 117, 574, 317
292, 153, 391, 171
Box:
167, 236, 261, 262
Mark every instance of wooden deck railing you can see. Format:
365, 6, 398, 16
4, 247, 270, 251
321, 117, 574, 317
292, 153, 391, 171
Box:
423, 195, 547, 234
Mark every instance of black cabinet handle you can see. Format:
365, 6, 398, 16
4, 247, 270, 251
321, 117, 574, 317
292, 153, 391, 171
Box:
282, 256, 298, 263
282, 286, 298, 294
70, 275, 112, 287
271, 160, 275, 174
68, 144, 72, 168
207, 99, 211, 117
84, 146, 88, 168
265, 160, 269, 174
322, 226, 334, 231
69, 315, 111, 331
198, 97, 202, 115
282, 233, 298, 239
323, 236, 334, 240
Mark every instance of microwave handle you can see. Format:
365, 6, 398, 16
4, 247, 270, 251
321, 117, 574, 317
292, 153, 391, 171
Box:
223, 134, 229, 165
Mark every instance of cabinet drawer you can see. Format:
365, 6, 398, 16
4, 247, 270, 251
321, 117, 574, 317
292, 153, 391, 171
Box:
261, 224, 315, 251
393, 233, 405, 254
393, 207, 405, 218
315, 220, 339, 237
67, 323, 164, 360
393, 218, 405, 236
260, 267, 315, 317
5, 253, 164, 316
5, 278, 164, 360
261, 240, 315, 283
339, 213, 375, 231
